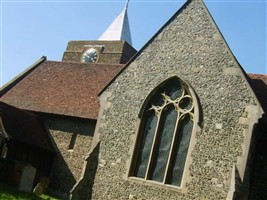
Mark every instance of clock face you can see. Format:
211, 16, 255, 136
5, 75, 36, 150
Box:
81, 48, 99, 63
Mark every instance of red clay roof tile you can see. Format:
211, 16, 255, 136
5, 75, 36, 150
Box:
0, 101, 54, 151
1, 61, 124, 119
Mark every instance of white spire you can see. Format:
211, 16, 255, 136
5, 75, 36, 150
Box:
98, 0, 132, 45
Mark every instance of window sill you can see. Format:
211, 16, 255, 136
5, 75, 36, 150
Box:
126, 176, 187, 193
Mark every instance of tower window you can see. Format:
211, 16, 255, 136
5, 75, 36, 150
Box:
129, 77, 195, 187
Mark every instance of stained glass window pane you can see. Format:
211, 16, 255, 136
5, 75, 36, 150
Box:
134, 110, 158, 178
150, 106, 177, 182
179, 97, 192, 111
164, 79, 182, 100
153, 94, 165, 106
166, 114, 193, 186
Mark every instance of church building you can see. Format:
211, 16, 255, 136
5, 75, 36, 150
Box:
0, 0, 266, 199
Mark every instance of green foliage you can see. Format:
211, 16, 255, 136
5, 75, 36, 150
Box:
0, 182, 60, 200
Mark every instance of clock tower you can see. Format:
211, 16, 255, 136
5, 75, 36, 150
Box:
62, 0, 136, 64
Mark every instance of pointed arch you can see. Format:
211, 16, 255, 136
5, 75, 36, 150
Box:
128, 76, 199, 188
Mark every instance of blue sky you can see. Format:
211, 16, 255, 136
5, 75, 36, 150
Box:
0, 0, 266, 87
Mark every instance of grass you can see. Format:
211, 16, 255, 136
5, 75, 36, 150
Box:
0, 182, 60, 200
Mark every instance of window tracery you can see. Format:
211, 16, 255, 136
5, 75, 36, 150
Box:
130, 77, 195, 187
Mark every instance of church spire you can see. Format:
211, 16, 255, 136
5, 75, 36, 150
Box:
98, 0, 132, 45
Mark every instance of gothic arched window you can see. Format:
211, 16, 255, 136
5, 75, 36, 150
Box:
129, 77, 196, 187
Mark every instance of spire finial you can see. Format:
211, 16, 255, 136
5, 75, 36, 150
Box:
98, 0, 132, 45
125, 0, 129, 9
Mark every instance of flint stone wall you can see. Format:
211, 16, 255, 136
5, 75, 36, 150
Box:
91, 0, 262, 199
42, 114, 95, 199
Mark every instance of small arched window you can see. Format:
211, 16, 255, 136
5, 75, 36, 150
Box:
129, 77, 196, 187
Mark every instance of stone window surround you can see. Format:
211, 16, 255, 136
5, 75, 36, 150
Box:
125, 76, 201, 193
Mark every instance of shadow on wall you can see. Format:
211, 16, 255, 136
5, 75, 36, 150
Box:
247, 77, 267, 199
249, 78, 267, 113
232, 112, 267, 199
40, 114, 96, 199
70, 142, 100, 200
48, 142, 76, 200
248, 114, 267, 200
41, 114, 95, 137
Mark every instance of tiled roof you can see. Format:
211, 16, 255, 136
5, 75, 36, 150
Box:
0, 101, 54, 151
0, 61, 124, 119
248, 73, 267, 113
